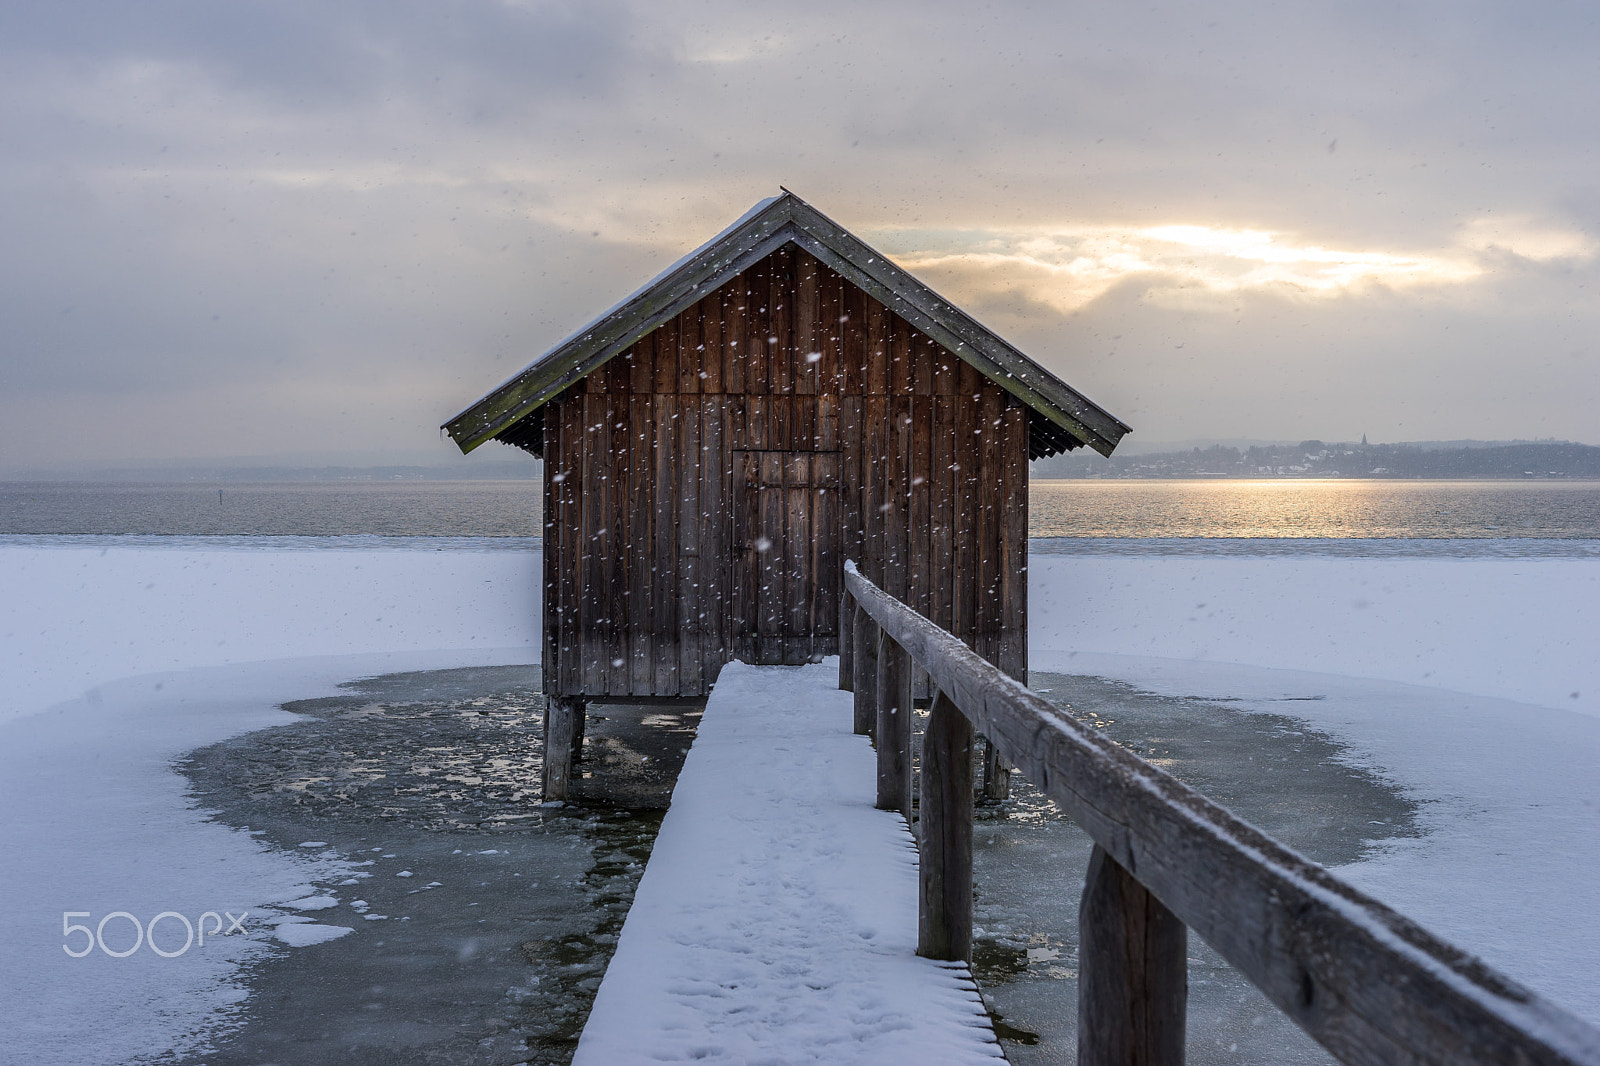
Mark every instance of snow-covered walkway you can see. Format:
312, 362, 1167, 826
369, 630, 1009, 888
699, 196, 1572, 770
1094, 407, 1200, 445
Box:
573, 660, 1004, 1066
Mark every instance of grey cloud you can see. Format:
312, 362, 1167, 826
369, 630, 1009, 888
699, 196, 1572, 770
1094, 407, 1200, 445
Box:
3, 0, 1599, 467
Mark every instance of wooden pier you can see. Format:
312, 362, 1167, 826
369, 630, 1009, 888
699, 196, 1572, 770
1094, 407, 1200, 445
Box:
572, 660, 1003, 1065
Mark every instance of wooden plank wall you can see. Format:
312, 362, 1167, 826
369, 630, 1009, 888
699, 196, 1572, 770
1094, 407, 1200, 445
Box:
542, 246, 1030, 698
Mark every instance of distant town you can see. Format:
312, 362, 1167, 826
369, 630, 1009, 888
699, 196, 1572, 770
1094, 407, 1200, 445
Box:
1031, 439, 1600, 479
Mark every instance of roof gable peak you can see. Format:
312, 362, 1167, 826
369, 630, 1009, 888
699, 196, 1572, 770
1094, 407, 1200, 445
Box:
444, 191, 1129, 457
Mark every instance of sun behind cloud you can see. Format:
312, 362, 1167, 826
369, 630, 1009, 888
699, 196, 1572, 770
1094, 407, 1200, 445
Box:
878, 218, 1593, 315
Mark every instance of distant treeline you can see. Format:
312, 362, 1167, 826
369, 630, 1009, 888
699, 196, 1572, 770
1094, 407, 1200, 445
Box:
1031, 441, 1600, 479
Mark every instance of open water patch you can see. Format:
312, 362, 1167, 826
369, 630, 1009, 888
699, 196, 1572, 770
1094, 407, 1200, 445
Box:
175, 665, 696, 1066
971, 670, 1425, 1066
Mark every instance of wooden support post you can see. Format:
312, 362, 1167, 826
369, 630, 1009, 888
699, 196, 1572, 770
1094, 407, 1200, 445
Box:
569, 699, 586, 764
875, 632, 912, 817
839, 587, 855, 692
543, 695, 582, 801
981, 737, 1012, 802
1078, 844, 1188, 1066
917, 690, 973, 962
852, 607, 878, 737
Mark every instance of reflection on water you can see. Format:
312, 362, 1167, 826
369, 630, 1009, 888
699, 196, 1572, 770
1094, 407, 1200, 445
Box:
1031, 479, 1600, 539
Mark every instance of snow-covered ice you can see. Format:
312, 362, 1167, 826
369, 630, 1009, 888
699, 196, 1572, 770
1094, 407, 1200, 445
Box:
2, 538, 1598, 1060
273, 923, 354, 947
1029, 553, 1599, 717
0, 540, 540, 1065
0, 540, 540, 723
573, 661, 1004, 1065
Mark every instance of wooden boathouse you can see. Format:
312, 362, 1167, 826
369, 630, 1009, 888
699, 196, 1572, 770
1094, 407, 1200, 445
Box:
443, 191, 1130, 795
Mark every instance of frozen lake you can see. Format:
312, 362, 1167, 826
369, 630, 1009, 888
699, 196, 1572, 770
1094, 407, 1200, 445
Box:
1, 539, 1597, 1063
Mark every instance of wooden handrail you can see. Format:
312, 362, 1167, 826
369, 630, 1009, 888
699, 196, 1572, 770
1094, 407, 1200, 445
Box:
841, 563, 1600, 1066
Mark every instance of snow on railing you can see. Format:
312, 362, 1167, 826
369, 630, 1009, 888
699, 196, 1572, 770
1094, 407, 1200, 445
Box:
839, 563, 1600, 1066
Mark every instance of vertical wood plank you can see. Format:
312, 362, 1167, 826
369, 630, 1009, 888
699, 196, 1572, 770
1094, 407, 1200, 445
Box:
749, 395, 770, 450
889, 316, 913, 394
772, 247, 794, 396
814, 452, 840, 659
677, 306, 702, 395
865, 298, 888, 395
772, 394, 792, 450
732, 450, 759, 664
724, 282, 747, 395
1078, 845, 1189, 1066
840, 396, 864, 573
630, 337, 654, 395
559, 397, 582, 696
816, 394, 838, 451
932, 342, 957, 396
840, 285, 865, 396
654, 319, 678, 395
629, 395, 654, 694
701, 290, 724, 394
678, 398, 703, 694
976, 387, 1003, 666
759, 451, 785, 663
910, 395, 932, 619
795, 249, 819, 395
875, 632, 913, 818
1001, 403, 1029, 684
580, 394, 603, 694
541, 400, 559, 691
817, 265, 842, 396
912, 332, 934, 396
951, 393, 978, 648
785, 452, 810, 661
654, 393, 679, 694
701, 398, 726, 682
605, 395, 628, 695
839, 571, 855, 691
885, 397, 909, 604
863, 395, 887, 587
918, 689, 974, 963
853, 605, 878, 737
932, 396, 956, 633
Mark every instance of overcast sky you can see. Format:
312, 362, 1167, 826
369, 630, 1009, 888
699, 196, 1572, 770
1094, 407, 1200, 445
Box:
3, 1, 1597, 471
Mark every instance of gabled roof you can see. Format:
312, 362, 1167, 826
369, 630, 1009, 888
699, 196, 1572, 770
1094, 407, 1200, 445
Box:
443, 191, 1131, 457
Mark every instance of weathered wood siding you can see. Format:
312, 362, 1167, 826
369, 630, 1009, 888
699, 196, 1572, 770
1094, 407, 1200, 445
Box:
541, 245, 1029, 698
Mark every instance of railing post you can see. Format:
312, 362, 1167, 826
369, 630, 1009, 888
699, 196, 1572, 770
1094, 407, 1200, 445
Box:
981, 738, 1012, 802
1078, 844, 1188, 1066
839, 584, 855, 692
917, 689, 973, 962
875, 631, 912, 818
543, 695, 584, 801
852, 605, 878, 737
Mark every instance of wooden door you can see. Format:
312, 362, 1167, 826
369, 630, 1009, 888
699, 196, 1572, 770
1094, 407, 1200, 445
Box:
732, 451, 841, 665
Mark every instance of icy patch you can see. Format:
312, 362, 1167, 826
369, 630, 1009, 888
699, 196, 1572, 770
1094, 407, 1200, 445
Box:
274, 924, 354, 948
280, 896, 339, 911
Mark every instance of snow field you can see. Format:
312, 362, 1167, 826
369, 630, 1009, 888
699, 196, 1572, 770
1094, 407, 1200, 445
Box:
1029, 554, 1600, 718
1, 542, 541, 722
573, 660, 1004, 1066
